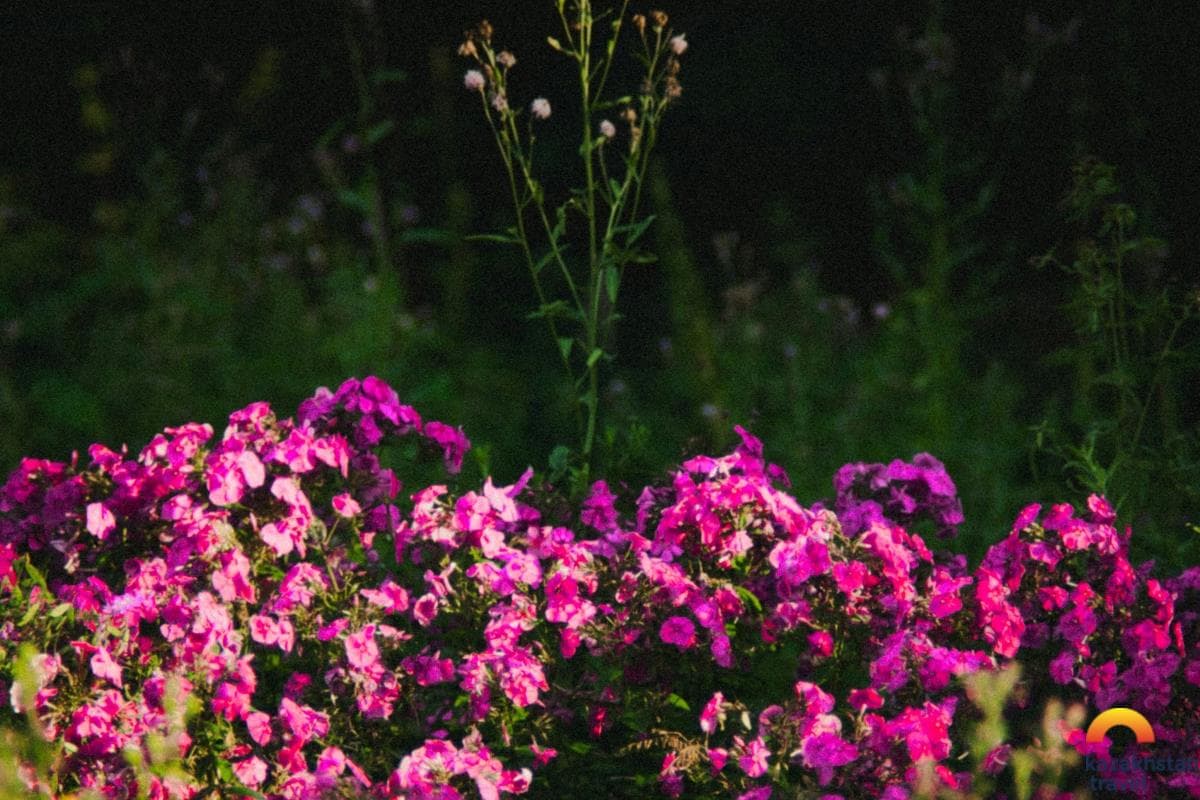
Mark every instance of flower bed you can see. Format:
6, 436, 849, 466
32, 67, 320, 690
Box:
0, 377, 1196, 799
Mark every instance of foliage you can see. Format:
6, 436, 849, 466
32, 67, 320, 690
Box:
1031, 159, 1200, 567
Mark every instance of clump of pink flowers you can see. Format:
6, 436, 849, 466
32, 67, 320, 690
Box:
0, 376, 1196, 798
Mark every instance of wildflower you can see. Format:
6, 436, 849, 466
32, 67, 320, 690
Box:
497, 50, 516, 68
464, 70, 485, 92
530, 97, 551, 120
491, 92, 509, 113
599, 119, 616, 139
670, 34, 688, 55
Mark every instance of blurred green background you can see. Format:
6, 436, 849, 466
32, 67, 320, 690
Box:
1, 1, 1197, 566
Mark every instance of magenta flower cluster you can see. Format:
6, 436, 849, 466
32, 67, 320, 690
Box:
0, 377, 1196, 799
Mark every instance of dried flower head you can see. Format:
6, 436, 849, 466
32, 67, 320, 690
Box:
497, 50, 516, 69
651, 10, 669, 28
530, 97, 551, 120
599, 119, 616, 139
477, 19, 494, 41
632, 13, 646, 34
621, 107, 637, 123
463, 70, 485, 92
490, 92, 509, 113
665, 76, 682, 100
670, 34, 688, 55
458, 39, 478, 59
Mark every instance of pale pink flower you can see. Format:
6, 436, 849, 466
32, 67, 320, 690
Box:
670, 34, 688, 55
530, 97, 551, 120
86, 502, 116, 540
599, 119, 616, 139
332, 492, 361, 518
464, 70, 485, 91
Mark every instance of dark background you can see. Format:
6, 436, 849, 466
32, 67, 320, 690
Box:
2, 1, 1197, 563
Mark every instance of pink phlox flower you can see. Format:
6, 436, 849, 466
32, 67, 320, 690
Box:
413, 593, 440, 627
736, 735, 770, 778
278, 697, 329, 745
212, 548, 256, 603
581, 480, 620, 534
700, 692, 726, 734
233, 755, 269, 788
800, 731, 859, 785
345, 625, 381, 670
246, 710, 272, 746
332, 492, 361, 518
361, 579, 410, 613
423, 421, 470, 474
86, 501, 117, 540
736, 790, 772, 800
660, 615, 697, 650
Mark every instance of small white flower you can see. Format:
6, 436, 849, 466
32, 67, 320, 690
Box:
670, 34, 688, 55
463, 70, 485, 92
599, 119, 616, 139
530, 97, 551, 120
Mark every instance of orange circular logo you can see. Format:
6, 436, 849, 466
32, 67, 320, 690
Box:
1085, 708, 1156, 744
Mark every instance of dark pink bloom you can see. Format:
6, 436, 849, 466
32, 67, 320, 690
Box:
659, 616, 697, 649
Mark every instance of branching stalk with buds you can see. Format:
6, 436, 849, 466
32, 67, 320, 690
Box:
460, 1, 684, 469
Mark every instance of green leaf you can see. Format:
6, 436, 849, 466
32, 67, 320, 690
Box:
665, 692, 690, 712
615, 214, 656, 246
464, 232, 521, 246
533, 250, 555, 277
528, 300, 571, 320
605, 265, 619, 304
558, 337, 573, 361
18, 603, 39, 627
48, 602, 73, 619
586, 348, 604, 369
548, 445, 570, 472
23, 558, 47, 592
734, 585, 763, 615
